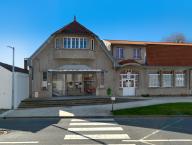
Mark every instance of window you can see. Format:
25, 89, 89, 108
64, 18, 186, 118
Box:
175, 73, 185, 87
63, 37, 88, 49
148, 74, 160, 87
119, 73, 139, 88
64, 38, 68, 48
116, 48, 124, 59
76, 38, 79, 48
162, 74, 172, 87
43, 72, 47, 81
55, 38, 62, 48
67, 38, 71, 48
91, 39, 94, 50
133, 48, 141, 59
80, 38, 84, 48
72, 38, 76, 48
100, 71, 104, 87
84, 38, 88, 48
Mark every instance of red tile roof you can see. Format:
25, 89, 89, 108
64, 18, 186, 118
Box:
146, 44, 192, 66
53, 20, 96, 36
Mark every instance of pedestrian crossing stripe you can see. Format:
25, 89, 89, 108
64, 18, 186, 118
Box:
68, 127, 123, 131
64, 134, 130, 140
62, 144, 136, 145
71, 118, 115, 122
70, 122, 117, 126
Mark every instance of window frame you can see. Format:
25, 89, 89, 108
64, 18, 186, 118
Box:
133, 48, 141, 59
148, 74, 160, 88
62, 37, 89, 49
55, 38, 63, 49
43, 72, 47, 81
116, 47, 124, 59
175, 73, 185, 87
162, 73, 173, 88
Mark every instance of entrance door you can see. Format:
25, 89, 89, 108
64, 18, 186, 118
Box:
52, 73, 65, 96
121, 74, 136, 96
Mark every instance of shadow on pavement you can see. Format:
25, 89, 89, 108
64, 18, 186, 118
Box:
116, 117, 192, 135
0, 118, 60, 133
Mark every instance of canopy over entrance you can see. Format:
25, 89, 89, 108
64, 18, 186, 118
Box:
48, 64, 102, 72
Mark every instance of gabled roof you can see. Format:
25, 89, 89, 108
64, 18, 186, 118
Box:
53, 19, 97, 36
105, 40, 192, 46
0, 62, 28, 74
30, 19, 115, 67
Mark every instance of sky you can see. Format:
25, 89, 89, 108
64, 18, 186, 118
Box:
0, 0, 192, 67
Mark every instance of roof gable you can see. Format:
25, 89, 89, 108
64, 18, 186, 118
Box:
53, 20, 97, 36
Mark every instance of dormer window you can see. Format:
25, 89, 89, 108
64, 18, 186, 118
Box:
63, 37, 88, 49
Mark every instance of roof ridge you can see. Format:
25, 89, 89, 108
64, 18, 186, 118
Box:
0, 62, 28, 74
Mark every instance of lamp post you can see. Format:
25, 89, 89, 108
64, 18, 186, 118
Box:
7, 46, 15, 109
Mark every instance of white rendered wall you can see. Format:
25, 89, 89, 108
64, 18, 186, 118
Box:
14, 72, 29, 108
0, 66, 12, 109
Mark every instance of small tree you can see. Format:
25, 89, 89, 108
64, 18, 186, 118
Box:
107, 88, 112, 97
163, 33, 186, 43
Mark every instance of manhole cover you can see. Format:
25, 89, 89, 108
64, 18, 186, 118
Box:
0, 129, 9, 135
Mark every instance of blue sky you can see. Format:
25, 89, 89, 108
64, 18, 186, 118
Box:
0, 0, 192, 67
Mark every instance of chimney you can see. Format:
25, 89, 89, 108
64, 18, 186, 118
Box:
24, 58, 28, 70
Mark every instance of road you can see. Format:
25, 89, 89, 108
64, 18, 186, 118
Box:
0, 117, 191, 145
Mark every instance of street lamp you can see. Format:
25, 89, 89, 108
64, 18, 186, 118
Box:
7, 46, 15, 109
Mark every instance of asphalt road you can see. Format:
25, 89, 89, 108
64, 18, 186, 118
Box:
0, 117, 191, 145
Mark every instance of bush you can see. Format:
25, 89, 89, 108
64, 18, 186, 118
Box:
141, 94, 150, 97
107, 88, 112, 97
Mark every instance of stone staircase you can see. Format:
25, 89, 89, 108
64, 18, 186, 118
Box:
19, 97, 143, 108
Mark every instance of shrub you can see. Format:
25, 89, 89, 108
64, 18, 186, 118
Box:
107, 88, 112, 97
141, 94, 150, 97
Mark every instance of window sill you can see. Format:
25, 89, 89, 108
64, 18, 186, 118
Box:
148, 87, 160, 88
162, 86, 173, 88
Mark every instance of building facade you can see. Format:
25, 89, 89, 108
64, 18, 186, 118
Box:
28, 19, 192, 98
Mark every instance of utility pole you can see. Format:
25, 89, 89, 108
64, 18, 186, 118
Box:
7, 46, 15, 109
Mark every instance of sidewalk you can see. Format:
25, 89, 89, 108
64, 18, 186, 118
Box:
1, 97, 192, 118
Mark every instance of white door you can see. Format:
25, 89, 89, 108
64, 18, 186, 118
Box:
122, 74, 136, 96
123, 79, 135, 96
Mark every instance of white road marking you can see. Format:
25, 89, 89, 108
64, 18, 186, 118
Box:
123, 139, 192, 142
108, 144, 135, 145
70, 122, 117, 126
141, 118, 184, 140
64, 134, 130, 140
63, 144, 136, 145
68, 127, 123, 131
71, 118, 115, 122
0, 141, 39, 144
